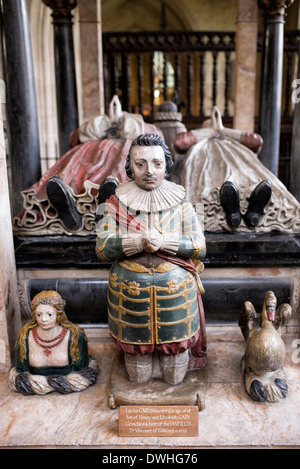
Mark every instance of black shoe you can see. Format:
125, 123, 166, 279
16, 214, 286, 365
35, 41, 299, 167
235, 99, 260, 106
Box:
46, 176, 82, 231
220, 181, 242, 227
244, 180, 272, 228
96, 176, 120, 221
97, 176, 120, 206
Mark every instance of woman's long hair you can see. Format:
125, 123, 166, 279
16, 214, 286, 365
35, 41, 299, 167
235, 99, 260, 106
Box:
17, 290, 86, 364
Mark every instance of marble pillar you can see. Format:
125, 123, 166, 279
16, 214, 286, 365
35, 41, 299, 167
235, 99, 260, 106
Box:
289, 38, 300, 201
0, 104, 21, 371
258, 0, 294, 176
78, 0, 105, 121
0, 0, 41, 216
43, 0, 79, 156
234, 0, 258, 133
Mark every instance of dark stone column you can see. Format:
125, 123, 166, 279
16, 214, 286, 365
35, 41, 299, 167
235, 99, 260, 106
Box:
289, 38, 300, 201
0, 0, 41, 215
258, 0, 293, 176
43, 0, 79, 156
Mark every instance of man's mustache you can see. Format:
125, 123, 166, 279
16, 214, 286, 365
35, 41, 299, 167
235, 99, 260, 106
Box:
142, 176, 158, 181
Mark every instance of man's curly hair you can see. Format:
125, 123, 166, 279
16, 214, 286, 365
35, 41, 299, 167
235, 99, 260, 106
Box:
125, 133, 173, 179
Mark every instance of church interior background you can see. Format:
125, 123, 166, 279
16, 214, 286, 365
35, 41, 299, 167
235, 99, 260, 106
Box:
0, 0, 300, 449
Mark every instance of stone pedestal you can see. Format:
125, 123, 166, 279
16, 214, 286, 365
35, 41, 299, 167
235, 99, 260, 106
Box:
107, 350, 206, 411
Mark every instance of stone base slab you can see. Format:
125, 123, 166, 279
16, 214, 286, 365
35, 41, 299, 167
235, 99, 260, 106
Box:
107, 350, 206, 411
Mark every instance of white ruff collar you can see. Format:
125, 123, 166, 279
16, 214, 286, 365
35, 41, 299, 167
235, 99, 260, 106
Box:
115, 179, 186, 212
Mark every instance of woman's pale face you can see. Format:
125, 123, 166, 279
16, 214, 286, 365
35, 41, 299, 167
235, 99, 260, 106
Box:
35, 304, 57, 330
131, 145, 166, 191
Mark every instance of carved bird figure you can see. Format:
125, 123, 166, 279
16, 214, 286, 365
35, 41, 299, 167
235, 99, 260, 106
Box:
239, 290, 292, 403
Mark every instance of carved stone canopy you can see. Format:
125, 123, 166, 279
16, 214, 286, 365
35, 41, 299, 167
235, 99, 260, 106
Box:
258, 0, 294, 20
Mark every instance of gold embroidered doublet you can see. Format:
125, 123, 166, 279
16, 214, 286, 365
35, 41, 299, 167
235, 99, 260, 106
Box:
107, 261, 200, 345
96, 195, 206, 346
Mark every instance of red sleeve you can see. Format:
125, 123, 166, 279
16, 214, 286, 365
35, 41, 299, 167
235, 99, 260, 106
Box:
174, 131, 198, 153
69, 128, 80, 148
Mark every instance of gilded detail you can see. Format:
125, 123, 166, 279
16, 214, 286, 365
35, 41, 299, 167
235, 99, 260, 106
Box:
167, 280, 179, 294
110, 273, 118, 288
154, 206, 182, 234
95, 238, 110, 261
119, 259, 178, 274
127, 281, 141, 296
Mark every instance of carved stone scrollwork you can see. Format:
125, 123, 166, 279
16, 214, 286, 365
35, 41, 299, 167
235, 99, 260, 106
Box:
258, 0, 294, 21
42, 0, 77, 22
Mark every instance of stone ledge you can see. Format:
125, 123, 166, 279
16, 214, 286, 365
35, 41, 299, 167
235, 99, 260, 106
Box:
1, 326, 299, 449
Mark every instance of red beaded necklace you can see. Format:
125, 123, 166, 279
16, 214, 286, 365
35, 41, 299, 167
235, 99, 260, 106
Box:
32, 327, 68, 357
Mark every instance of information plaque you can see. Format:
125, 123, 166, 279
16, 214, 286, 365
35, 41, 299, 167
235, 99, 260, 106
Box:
119, 405, 199, 437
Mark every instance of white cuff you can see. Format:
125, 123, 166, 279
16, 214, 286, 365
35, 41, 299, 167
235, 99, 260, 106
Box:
160, 233, 179, 255
122, 235, 143, 256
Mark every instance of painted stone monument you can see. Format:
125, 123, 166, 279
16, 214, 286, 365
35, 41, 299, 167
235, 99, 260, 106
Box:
9, 290, 98, 395
96, 133, 207, 409
239, 290, 292, 403
175, 107, 300, 233
13, 96, 161, 236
